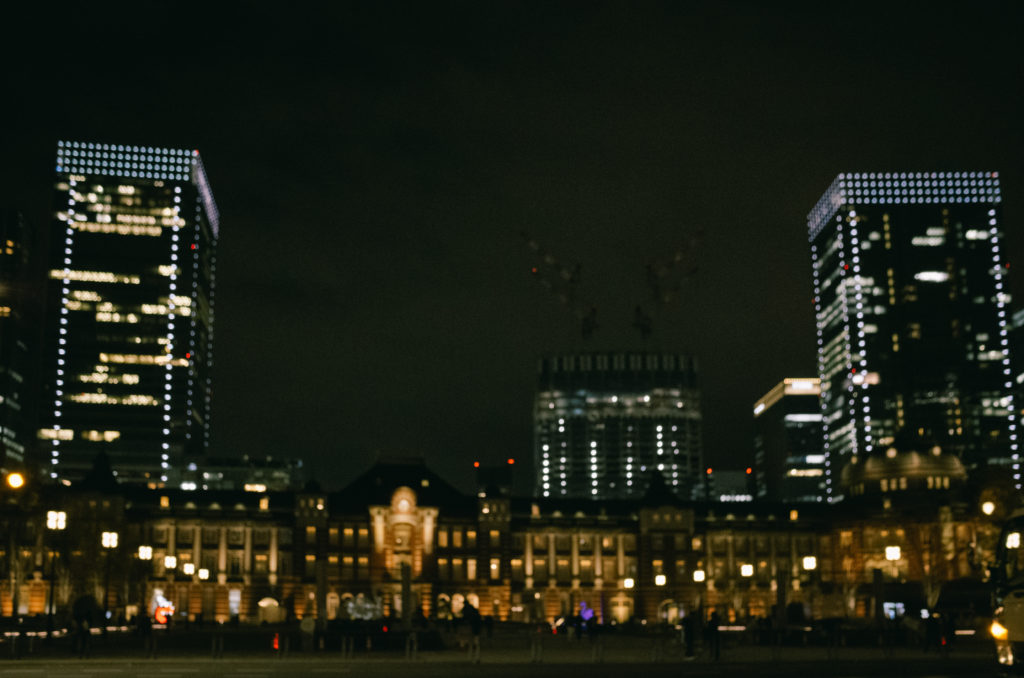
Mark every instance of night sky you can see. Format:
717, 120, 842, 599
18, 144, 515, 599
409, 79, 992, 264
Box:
4, 2, 1023, 493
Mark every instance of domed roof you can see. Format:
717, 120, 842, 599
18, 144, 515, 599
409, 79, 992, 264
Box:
839, 444, 966, 489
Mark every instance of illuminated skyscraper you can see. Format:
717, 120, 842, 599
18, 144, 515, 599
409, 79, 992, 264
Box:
41, 141, 218, 486
808, 172, 1017, 499
0, 210, 32, 474
752, 378, 825, 502
533, 352, 702, 499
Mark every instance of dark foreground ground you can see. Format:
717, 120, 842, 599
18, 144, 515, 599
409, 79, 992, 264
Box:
0, 624, 1006, 677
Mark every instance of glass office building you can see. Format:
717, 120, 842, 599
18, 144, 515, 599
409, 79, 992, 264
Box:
41, 141, 218, 486
808, 172, 1017, 499
534, 352, 702, 499
0, 210, 31, 474
753, 378, 826, 503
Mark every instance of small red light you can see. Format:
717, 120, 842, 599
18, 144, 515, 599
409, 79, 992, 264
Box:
705, 467, 712, 475
507, 458, 515, 465
273, 633, 279, 650
745, 467, 752, 475
843, 264, 849, 270
851, 368, 857, 374
383, 625, 388, 633
531, 267, 538, 273
191, 243, 197, 250
473, 461, 480, 468
185, 352, 191, 359
1006, 263, 1011, 269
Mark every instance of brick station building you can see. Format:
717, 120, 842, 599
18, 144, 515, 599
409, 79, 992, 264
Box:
0, 453, 1011, 627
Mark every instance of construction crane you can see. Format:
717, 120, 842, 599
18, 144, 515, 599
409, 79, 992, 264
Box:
522, 227, 701, 341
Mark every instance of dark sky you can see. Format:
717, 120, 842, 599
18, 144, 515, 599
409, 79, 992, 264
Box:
4, 2, 1023, 493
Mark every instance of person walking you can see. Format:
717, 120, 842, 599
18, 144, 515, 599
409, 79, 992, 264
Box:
706, 611, 721, 661
464, 603, 482, 663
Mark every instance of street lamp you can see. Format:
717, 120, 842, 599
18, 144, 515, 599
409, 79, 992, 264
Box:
137, 545, 152, 622
102, 531, 119, 625
982, 501, 996, 516
45, 511, 67, 639
6, 471, 25, 490
885, 545, 901, 579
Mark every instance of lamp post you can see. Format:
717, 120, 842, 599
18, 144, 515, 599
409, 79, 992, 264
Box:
101, 531, 119, 626
885, 545, 901, 579
3, 471, 27, 623
138, 546, 153, 621
45, 511, 67, 639
693, 569, 706, 623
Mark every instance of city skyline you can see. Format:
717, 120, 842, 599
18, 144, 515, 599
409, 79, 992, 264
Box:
3, 3, 1023, 492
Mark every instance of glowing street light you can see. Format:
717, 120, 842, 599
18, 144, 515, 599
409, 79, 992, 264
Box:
982, 501, 996, 516
45, 511, 67, 639
6, 471, 25, 490
740, 563, 754, 577
693, 569, 706, 583
654, 574, 667, 586
802, 556, 817, 571
47, 511, 67, 530
101, 531, 119, 623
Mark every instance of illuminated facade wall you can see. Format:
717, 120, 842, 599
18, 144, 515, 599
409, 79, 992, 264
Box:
0, 210, 30, 473
0, 465, 997, 626
41, 141, 219, 486
808, 172, 1017, 499
534, 352, 702, 499
753, 378, 825, 503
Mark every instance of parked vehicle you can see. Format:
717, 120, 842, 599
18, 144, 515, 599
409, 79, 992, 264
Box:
990, 508, 1024, 672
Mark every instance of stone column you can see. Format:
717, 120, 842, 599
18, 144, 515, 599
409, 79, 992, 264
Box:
269, 528, 278, 586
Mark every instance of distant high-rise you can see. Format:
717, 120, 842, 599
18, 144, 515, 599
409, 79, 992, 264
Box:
0, 210, 32, 474
808, 172, 1017, 499
41, 141, 218, 486
533, 352, 702, 499
753, 378, 825, 503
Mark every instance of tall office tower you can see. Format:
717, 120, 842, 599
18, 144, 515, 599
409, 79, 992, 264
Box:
40, 141, 218, 486
534, 352, 702, 499
0, 210, 31, 474
808, 172, 1017, 499
752, 378, 826, 503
